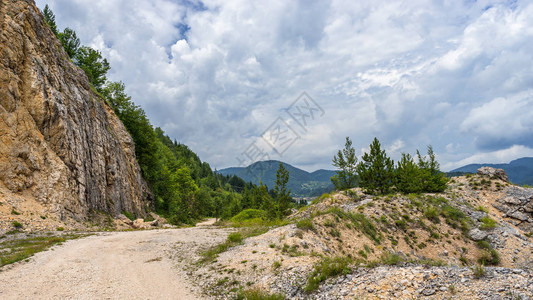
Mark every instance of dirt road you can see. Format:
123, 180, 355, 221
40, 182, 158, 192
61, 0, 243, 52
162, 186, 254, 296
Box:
0, 219, 231, 299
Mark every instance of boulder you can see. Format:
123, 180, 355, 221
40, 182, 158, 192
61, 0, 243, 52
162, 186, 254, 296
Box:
132, 218, 145, 229
468, 228, 488, 241
477, 167, 509, 182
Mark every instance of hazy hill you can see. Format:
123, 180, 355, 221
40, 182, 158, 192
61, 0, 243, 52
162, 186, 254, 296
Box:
218, 160, 336, 197
451, 157, 533, 186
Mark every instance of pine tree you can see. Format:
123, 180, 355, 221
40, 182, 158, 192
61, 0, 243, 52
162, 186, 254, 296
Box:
356, 137, 395, 195
43, 5, 58, 36
418, 145, 448, 192
75, 46, 110, 92
274, 162, 291, 218
58, 28, 80, 59
395, 153, 422, 193
331, 137, 358, 190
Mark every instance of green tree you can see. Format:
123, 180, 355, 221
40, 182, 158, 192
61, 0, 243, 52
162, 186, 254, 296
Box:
58, 28, 80, 59
259, 182, 275, 220
417, 146, 448, 192
274, 162, 291, 218
43, 5, 58, 36
75, 46, 110, 92
395, 153, 422, 193
356, 137, 395, 195
331, 137, 358, 190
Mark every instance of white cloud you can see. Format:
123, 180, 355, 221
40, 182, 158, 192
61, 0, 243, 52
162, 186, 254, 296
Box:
36, 0, 533, 171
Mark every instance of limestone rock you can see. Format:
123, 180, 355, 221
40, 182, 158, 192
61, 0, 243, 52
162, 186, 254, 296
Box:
468, 228, 488, 241
477, 167, 508, 182
0, 0, 150, 222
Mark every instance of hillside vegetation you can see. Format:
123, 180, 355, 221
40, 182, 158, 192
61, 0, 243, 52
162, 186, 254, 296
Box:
183, 169, 532, 299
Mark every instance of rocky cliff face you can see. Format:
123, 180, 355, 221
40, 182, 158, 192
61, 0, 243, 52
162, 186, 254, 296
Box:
0, 0, 150, 224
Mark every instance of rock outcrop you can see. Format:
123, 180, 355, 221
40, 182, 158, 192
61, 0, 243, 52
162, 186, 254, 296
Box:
0, 0, 150, 222
477, 166, 509, 182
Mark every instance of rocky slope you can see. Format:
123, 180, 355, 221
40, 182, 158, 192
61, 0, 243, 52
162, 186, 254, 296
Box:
183, 168, 533, 299
0, 0, 150, 232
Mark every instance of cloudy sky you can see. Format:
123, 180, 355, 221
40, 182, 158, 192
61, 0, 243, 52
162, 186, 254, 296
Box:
36, 0, 533, 172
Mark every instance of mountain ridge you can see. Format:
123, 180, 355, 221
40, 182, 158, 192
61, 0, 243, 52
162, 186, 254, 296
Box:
218, 160, 336, 197
451, 157, 533, 186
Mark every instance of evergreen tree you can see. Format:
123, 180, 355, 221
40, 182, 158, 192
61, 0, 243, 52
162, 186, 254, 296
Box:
75, 46, 110, 92
417, 145, 448, 192
58, 28, 80, 59
331, 137, 358, 190
43, 5, 58, 36
395, 153, 422, 193
259, 182, 276, 220
274, 162, 291, 218
356, 137, 395, 195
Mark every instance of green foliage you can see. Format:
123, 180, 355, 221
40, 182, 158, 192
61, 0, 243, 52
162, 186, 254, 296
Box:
480, 216, 497, 229
228, 232, 243, 243
75, 46, 110, 92
273, 162, 291, 219
12, 221, 23, 229
416, 146, 448, 192
42, 5, 58, 36
356, 137, 395, 195
305, 256, 351, 293
472, 264, 486, 278
331, 137, 358, 190
296, 218, 315, 231
0, 234, 88, 267
235, 288, 285, 300
395, 153, 422, 193
230, 209, 266, 223
58, 28, 80, 58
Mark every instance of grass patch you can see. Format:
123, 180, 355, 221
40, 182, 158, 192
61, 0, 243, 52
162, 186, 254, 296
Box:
235, 288, 285, 300
296, 218, 315, 231
0, 234, 88, 267
472, 264, 486, 278
480, 216, 497, 230
305, 256, 351, 293
12, 221, 23, 229
199, 227, 269, 264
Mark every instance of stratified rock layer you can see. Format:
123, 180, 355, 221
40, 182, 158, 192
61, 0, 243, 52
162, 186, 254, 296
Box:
0, 0, 149, 221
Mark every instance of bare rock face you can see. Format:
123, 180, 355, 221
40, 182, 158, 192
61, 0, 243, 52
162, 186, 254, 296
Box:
477, 167, 509, 182
492, 186, 533, 233
0, 0, 150, 221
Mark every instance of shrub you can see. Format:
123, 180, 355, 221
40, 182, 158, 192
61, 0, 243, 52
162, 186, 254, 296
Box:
296, 219, 315, 231
12, 221, 23, 229
11, 209, 21, 215
305, 256, 351, 292
472, 264, 485, 278
424, 207, 440, 223
381, 252, 402, 265
122, 211, 135, 221
235, 288, 285, 300
230, 209, 266, 223
272, 260, 281, 270
228, 232, 243, 243
480, 217, 497, 230
56, 227, 65, 231
478, 249, 500, 265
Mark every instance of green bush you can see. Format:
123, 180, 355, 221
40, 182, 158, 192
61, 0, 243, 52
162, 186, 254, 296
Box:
424, 207, 440, 223
296, 219, 315, 231
235, 288, 285, 300
231, 209, 266, 223
305, 256, 352, 293
480, 217, 497, 230
12, 221, 23, 229
228, 232, 243, 243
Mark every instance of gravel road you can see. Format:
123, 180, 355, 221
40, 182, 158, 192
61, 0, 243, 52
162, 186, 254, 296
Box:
0, 219, 229, 300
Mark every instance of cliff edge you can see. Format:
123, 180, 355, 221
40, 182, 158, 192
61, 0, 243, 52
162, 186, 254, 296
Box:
0, 0, 150, 230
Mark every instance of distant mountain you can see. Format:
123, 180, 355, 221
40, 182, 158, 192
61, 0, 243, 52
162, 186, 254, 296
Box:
218, 160, 336, 197
450, 157, 533, 186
